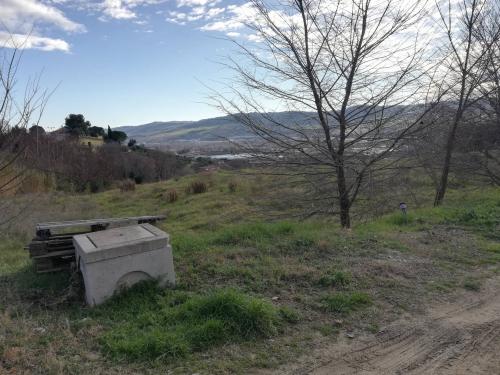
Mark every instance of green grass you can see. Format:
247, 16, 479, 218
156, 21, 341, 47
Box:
173, 221, 298, 254
321, 292, 372, 314
97, 285, 285, 361
359, 187, 500, 237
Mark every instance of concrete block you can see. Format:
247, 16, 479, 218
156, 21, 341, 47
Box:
73, 224, 175, 306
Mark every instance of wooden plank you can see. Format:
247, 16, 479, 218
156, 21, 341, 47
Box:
36, 215, 166, 232
28, 246, 74, 255
36, 266, 70, 274
34, 258, 54, 272
34, 257, 73, 273
27, 240, 75, 256
29, 238, 74, 246
32, 250, 75, 259
29, 243, 74, 251
34, 231, 90, 240
28, 247, 49, 257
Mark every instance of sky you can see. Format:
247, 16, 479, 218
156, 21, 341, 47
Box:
0, 0, 259, 129
0, 0, 466, 130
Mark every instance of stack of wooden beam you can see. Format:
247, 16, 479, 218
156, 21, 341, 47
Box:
26, 215, 166, 273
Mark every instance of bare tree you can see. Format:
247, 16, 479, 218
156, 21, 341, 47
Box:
471, 0, 500, 185
478, 1, 500, 127
214, 0, 443, 227
0, 36, 49, 226
433, 0, 499, 205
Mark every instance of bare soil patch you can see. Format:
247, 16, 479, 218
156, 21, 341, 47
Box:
262, 275, 500, 374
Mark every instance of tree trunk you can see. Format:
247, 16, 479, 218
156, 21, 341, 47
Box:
337, 162, 351, 228
434, 119, 460, 206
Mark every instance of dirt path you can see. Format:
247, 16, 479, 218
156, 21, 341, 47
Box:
266, 276, 500, 375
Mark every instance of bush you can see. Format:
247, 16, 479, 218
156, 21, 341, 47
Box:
321, 292, 371, 314
100, 288, 282, 361
186, 181, 207, 194
166, 189, 178, 203
119, 179, 136, 192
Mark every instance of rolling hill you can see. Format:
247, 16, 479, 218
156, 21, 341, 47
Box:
116, 105, 426, 151
116, 112, 319, 146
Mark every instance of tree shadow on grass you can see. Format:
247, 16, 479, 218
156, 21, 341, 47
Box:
0, 264, 84, 310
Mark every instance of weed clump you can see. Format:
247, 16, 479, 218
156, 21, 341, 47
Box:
186, 181, 208, 194
228, 180, 238, 193
321, 292, 371, 314
463, 278, 481, 291
166, 189, 178, 203
119, 179, 136, 192
449, 207, 500, 230
279, 306, 300, 323
100, 288, 283, 361
317, 271, 351, 288
388, 214, 414, 226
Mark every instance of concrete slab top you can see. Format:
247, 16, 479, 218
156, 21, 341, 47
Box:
73, 224, 169, 264
89, 225, 155, 247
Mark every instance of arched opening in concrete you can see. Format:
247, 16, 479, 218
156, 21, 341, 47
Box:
116, 271, 152, 290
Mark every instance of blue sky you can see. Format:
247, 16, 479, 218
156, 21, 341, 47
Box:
1, 0, 257, 129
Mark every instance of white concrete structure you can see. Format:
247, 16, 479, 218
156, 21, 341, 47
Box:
73, 224, 175, 306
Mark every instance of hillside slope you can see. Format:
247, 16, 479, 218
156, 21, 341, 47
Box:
116, 105, 426, 148
1, 171, 499, 374
116, 111, 320, 145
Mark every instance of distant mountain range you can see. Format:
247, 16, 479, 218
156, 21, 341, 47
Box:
116, 105, 427, 148
116, 112, 320, 146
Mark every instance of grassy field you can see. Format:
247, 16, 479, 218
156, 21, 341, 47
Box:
1, 170, 499, 374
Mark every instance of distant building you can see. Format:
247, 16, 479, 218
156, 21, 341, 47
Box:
49, 127, 104, 149
79, 135, 104, 149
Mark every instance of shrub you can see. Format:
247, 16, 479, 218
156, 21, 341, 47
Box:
166, 189, 178, 203
119, 179, 136, 192
186, 181, 207, 194
321, 292, 371, 314
228, 180, 238, 193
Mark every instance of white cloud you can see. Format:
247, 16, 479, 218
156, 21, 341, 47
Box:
167, 10, 187, 24
205, 7, 224, 18
102, 0, 137, 19
246, 33, 262, 42
0, 0, 85, 52
201, 18, 243, 31
201, 2, 256, 32
0, 0, 85, 33
100, 0, 166, 20
176, 0, 219, 7
0, 31, 70, 51
167, 1, 223, 24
